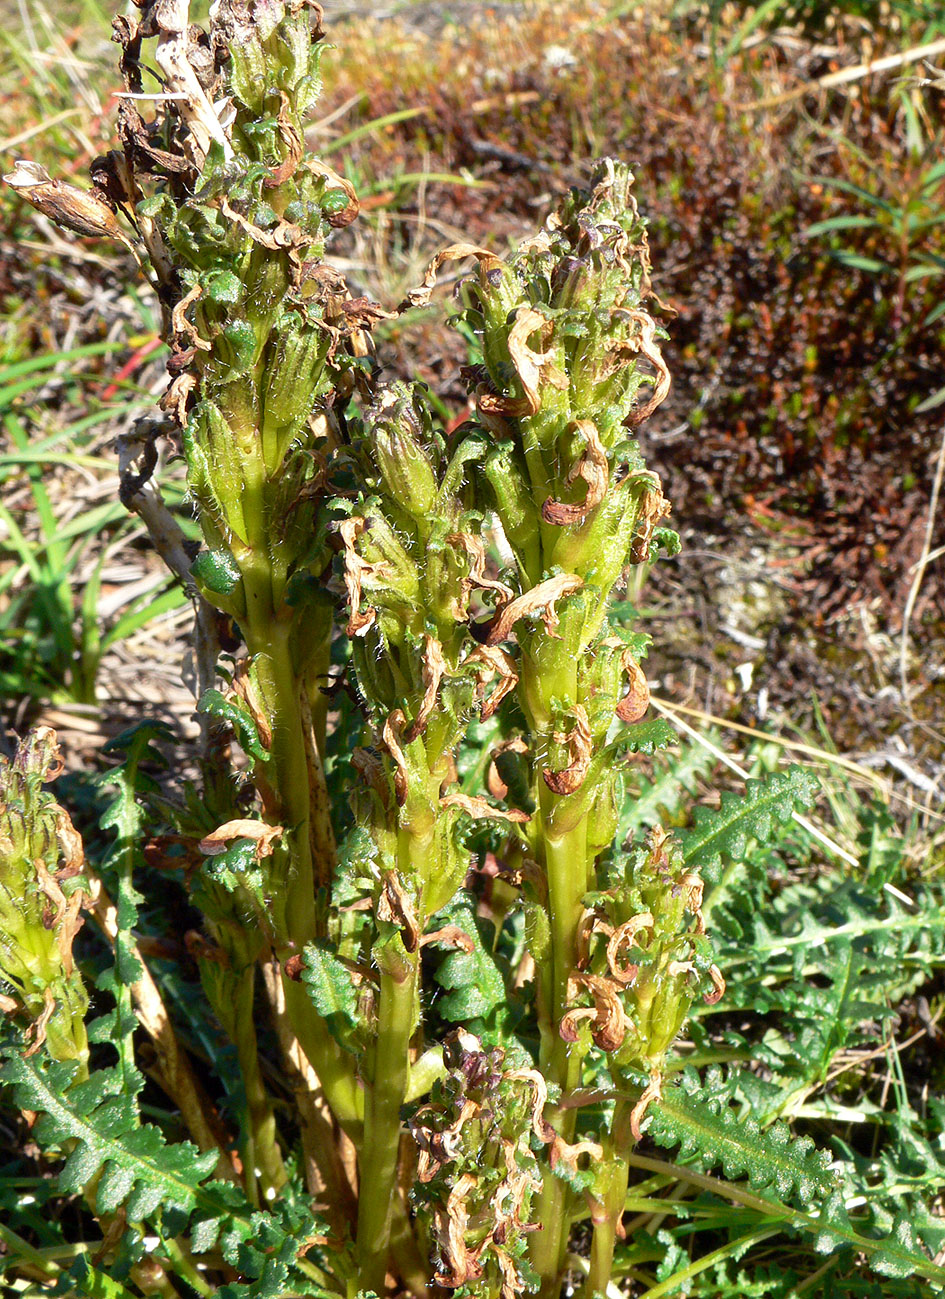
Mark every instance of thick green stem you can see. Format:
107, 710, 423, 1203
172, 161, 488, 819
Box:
530, 811, 591, 1295
584, 1100, 634, 1299
231, 967, 286, 1204
356, 949, 420, 1294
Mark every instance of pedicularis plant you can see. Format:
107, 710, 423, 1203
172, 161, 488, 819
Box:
3, 4, 945, 1298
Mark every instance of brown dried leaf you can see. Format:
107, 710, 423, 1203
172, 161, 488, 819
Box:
541, 419, 609, 525
484, 573, 583, 647
198, 820, 283, 858
439, 792, 530, 824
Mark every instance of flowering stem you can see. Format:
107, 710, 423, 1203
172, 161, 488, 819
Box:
356, 945, 420, 1293
230, 966, 286, 1205
584, 1100, 634, 1299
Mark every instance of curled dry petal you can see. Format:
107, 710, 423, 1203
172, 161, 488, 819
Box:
382, 709, 409, 806
548, 1134, 604, 1174
505, 307, 567, 416
435, 1172, 484, 1288
339, 517, 380, 637
55, 807, 85, 878
220, 196, 304, 252
704, 964, 726, 1005
616, 649, 650, 723
486, 736, 528, 800
680, 871, 706, 934
541, 420, 609, 525
23, 987, 57, 1058
33, 859, 86, 978
351, 747, 389, 805
439, 792, 530, 824
405, 636, 446, 742
377, 871, 420, 953
620, 309, 671, 426
629, 471, 672, 565
542, 704, 593, 796
4, 159, 128, 243
448, 532, 516, 619
504, 1068, 556, 1143
484, 573, 583, 647
606, 911, 655, 983
469, 645, 520, 723
171, 283, 211, 353
420, 925, 475, 952
630, 1069, 663, 1142
403, 242, 505, 310
198, 819, 283, 858
263, 93, 304, 189
561, 973, 629, 1052
230, 658, 273, 750
306, 158, 360, 227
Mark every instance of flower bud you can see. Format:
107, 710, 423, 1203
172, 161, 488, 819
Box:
368, 384, 439, 522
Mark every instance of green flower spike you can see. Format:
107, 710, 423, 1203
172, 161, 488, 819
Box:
0, 728, 89, 1070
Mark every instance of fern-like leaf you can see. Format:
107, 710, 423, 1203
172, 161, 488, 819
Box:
649, 1066, 834, 1205
681, 766, 817, 887
648, 1068, 945, 1286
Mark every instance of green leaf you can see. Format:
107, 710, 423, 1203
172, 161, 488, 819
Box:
198, 688, 270, 762
681, 766, 817, 886
649, 1067, 834, 1205
192, 548, 242, 595
301, 943, 360, 1050
433, 899, 507, 1025
1, 1054, 218, 1220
